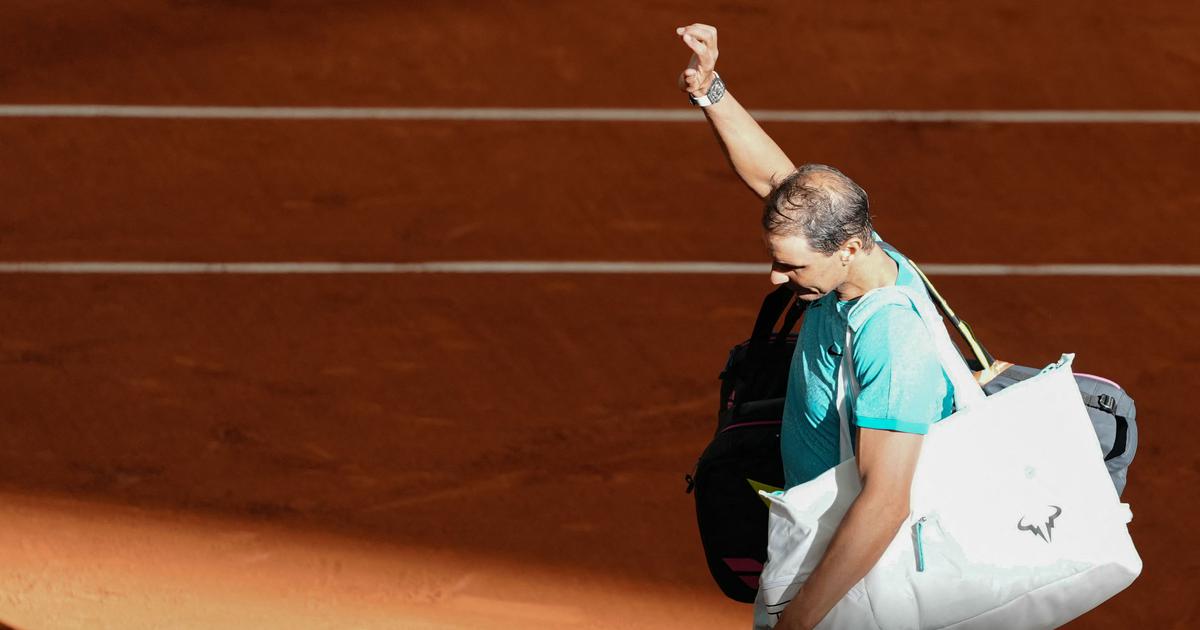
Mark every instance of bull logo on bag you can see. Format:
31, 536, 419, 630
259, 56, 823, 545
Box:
1017, 505, 1063, 542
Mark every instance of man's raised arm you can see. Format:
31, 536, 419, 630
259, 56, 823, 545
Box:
676, 23, 796, 199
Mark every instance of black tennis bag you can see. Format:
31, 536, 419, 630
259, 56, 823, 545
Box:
685, 261, 1139, 603
683, 285, 802, 603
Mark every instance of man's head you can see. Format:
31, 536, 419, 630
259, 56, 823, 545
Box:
761, 164, 875, 300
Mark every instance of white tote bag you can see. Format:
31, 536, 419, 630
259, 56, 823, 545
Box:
753, 286, 1141, 630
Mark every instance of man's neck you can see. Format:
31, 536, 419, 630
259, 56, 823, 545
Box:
836, 246, 899, 302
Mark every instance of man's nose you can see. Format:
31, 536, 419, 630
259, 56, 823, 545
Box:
769, 270, 789, 285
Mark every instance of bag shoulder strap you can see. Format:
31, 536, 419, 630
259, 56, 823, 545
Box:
877, 241, 995, 371
746, 285, 802, 360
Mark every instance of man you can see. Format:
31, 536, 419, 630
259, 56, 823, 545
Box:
675, 24, 955, 629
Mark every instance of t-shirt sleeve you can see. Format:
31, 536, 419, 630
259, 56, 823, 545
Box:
850, 304, 947, 435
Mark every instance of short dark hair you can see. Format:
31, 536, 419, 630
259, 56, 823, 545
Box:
762, 164, 874, 254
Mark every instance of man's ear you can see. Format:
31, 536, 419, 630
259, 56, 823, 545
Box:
841, 237, 864, 263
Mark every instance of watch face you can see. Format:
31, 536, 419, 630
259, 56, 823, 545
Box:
707, 75, 726, 104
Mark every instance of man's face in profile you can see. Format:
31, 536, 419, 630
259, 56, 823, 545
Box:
763, 231, 846, 301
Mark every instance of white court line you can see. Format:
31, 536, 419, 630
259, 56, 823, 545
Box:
3, 105, 1200, 123
1, 262, 1198, 276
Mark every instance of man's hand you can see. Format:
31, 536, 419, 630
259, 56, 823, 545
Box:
676, 23, 719, 98
671, 22, 795, 198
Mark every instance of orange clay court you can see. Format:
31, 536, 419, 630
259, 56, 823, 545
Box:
1, 2, 1198, 628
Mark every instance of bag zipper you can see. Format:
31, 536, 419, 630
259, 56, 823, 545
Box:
914, 516, 928, 572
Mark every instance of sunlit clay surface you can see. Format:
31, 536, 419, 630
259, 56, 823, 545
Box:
0, 493, 744, 629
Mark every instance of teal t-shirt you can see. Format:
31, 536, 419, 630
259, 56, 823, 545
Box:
780, 243, 955, 489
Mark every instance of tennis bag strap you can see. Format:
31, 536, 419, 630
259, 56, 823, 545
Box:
878, 241, 994, 371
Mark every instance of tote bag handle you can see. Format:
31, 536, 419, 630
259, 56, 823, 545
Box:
887, 285, 989, 409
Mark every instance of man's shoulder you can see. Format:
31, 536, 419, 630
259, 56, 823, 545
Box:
848, 292, 940, 381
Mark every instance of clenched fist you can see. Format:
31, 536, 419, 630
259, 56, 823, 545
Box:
676, 23, 719, 97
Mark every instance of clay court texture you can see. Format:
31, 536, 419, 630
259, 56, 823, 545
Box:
1, 1, 1198, 628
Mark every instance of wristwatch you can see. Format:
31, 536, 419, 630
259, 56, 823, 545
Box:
689, 72, 726, 107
